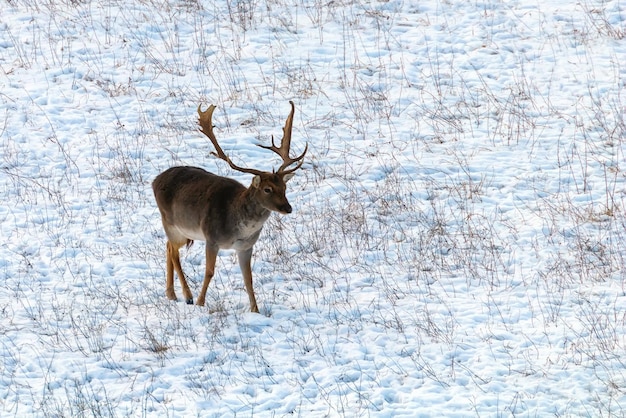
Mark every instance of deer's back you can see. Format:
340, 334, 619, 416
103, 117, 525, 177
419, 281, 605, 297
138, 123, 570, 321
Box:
152, 166, 247, 244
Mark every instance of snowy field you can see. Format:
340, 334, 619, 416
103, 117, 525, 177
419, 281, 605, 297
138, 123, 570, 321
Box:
1, 0, 625, 416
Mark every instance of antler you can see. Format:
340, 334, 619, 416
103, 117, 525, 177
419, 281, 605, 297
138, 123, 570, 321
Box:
258, 101, 308, 174
198, 104, 265, 176
198, 102, 307, 175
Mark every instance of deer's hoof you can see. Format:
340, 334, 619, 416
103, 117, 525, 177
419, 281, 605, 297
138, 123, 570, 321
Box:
185, 298, 193, 305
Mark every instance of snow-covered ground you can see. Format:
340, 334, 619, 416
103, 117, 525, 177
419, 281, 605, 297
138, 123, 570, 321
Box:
1, 0, 625, 416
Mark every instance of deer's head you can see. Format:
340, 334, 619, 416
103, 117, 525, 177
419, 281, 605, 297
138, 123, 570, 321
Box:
197, 101, 307, 214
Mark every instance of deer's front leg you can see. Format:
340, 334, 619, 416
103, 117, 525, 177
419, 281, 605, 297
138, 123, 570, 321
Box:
238, 248, 259, 313
197, 245, 218, 307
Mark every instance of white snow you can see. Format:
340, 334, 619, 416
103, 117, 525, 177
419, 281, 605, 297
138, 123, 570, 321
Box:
1, 0, 625, 416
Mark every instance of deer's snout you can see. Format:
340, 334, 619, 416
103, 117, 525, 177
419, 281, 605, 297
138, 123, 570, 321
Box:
279, 202, 292, 214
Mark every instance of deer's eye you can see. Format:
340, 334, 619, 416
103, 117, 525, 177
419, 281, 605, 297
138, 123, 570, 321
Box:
263, 187, 272, 194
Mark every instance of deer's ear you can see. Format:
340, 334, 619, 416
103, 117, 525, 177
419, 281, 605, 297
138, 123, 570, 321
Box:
251, 175, 261, 188
282, 173, 295, 183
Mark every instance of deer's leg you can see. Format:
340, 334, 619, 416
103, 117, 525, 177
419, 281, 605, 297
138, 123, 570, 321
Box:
167, 240, 193, 304
197, 245, 218, 307
238, 248, 259, 313
165, 240, 177, 301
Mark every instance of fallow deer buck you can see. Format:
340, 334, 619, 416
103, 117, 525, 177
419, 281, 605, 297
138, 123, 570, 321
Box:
152, 101, 307, 313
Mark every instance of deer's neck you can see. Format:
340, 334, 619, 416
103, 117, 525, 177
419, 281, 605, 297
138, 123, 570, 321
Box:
235, 188, 271, 235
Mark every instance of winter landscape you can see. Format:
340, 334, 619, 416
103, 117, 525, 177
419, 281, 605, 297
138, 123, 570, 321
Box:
1, 0, 625, 416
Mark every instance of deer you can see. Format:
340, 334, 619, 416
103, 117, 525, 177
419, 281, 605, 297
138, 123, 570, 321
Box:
152, 101, 307, 313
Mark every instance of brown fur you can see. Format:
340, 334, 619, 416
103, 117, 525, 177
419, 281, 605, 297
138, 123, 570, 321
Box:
152, 166, 297, 312
152, 102, 306, 313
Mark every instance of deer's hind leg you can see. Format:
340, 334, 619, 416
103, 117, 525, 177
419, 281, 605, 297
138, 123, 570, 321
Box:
166, 239, 194, 304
